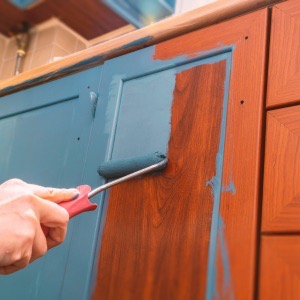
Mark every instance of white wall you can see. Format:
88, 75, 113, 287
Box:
175, 0, 219, 14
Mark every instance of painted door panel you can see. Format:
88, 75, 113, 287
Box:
90, 9, 268, 300
262, 106, 300, 232
259, 236, 300, 299
0, 66, 102, 300
267, 0, 300, 108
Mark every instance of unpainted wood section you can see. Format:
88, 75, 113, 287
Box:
262, 106, 300, 232
217, 10, 268, 299
154, 9, 268, 299
267, 0, 300, 107
0, 0, 127, 39
92, 62, 226, 300
0, 0, 278, 96
259, 236, 300, 299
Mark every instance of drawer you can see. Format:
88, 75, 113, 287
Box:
262, 105, 300, 232
259, 236, 300, 300
267, 0, 300, 107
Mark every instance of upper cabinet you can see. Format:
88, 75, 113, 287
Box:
103, 0, 175, 28
91, 9, 268, 300
267, 0, 300, 108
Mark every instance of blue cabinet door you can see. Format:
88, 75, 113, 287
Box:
0, 66, 102, 300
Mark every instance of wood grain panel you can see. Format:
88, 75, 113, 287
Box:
0, 0, 127, 39
93, 61, 226, 300
267, 0, 300, 107
262, 106, 300, 232
259, 236, 300, 299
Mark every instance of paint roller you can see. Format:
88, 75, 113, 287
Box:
42, 152, 168, 235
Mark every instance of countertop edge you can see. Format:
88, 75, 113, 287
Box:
0, 0, 281, 96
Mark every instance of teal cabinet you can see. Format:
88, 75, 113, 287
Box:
103, 0, 175, 27
0, 66, 105, 300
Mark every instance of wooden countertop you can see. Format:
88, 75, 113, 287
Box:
0, 0, 281, 96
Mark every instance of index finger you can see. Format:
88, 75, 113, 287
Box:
29, 184, 79, 203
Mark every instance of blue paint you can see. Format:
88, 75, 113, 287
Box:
0, 66, 102, 300
222, 181, 236, 195
103, 0, 174, 28
9, 0, 38, 9
111, 68, 176, 160
218, 216, 234, 299
205, 52, 233, 300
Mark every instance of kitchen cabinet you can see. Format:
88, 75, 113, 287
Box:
259, 0, 300, 298
0, 66, 104, 300
90, 9, 268, 300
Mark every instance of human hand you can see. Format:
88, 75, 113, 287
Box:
0, 179, 79, 275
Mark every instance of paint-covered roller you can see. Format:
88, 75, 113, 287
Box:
42, 152, 168, 236
98, 151, 167, 179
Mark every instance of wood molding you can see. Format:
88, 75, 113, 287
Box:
0, 0, 281, 96
267, 0, 300, 108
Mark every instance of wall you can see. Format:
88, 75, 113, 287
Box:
0, 18, 88, 81
175, 0, 219, 14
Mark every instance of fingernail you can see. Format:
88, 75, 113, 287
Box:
70, 189, 80, 200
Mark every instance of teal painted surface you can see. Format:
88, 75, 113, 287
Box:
103, 0, 174, 28
0, 66, 102, 300
205, 52, 233, 300
86, 45, 234, 298
8, 0, 38, 9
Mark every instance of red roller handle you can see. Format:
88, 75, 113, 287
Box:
42, 185, 97, 236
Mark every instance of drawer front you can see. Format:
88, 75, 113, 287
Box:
262, 105, 300, 232
267, 0, 300, 108
259, 236, 300, 300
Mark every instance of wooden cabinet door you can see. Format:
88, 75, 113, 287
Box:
262, 106, 300, 232
259, 236, 300, 299
267, 0, 300, 108
89, 9, 268, 300
0, 67, 101, 300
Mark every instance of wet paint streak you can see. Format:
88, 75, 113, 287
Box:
222, 181, 236, 195
205, 52, 233, 300
218, 216, 234, 300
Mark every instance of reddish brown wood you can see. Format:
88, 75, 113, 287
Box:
262, 106, 300, 232
93, 9, 268, 300
267, 0, 300, 108
259, 236, 300, 299
0, 0, 127, 39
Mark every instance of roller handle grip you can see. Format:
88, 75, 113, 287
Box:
41, 185, 97, 236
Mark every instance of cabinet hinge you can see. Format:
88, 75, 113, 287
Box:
90, 91, 99, 118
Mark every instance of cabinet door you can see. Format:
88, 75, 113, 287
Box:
89, 10, 268, 300
0, 67, 101, 300
267, 0, 300, 108
262, 106, 300, 232
259, 236, 300, 300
